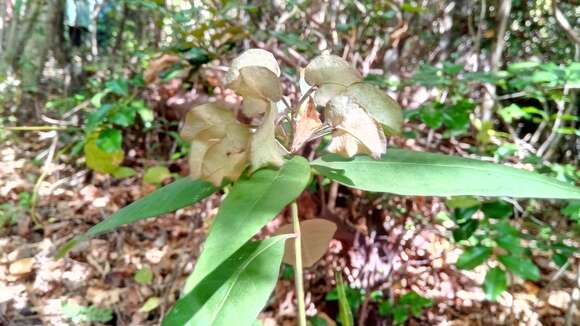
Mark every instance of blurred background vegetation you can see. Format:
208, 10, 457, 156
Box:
0, 0, 579, 325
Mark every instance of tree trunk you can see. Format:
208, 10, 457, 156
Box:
480, 0, 511, 122
18, 0, 60, 121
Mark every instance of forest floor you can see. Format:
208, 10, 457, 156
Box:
1, 134, 579, 326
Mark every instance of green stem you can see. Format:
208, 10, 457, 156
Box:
291, 201, 307, 326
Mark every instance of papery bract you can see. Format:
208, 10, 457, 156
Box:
304, 54, 362, 87
325, 96, 387, 159
250, 102, 286, 170
181, 104, 250, 186
343, 82, 402, 135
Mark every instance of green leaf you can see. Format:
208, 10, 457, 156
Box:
482, 201, 512, 219
139, 297, 161, 312
378, 300, 393, 316
312, 149, 580, 199
456, 246, 492, 270
134, 267, 153, 285
453, 219, 479, 241
162, 236, 289, 326
96, 128, 122, 153
507, 61, 539, 72
495, 234, 523, 256
143, 166, 172, 185
84, 131, 124, 174
561, 201, 580, 222
112, 166, 137, 178
106, 79, 129, 96
552, 253, 568, 267
56, 178, 215, 258
446, 196, 480, 209
183, 157, 310, 294
335, 273, 354, 326
399, 291, 432, 316
418, 104, 443, 129
483, 267, 507, 301
393, 306, 408, 325
110, 107, 136, 127
61, 301, 113, 323
498, 255, 540, 281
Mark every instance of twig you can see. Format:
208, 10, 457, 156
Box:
565, 261, 580, 326
537, 85, 569, 157
30, 133, 59, 227
552, 1, 580, 46
3, 126, 76, 131
291, 201, 307, 326
327, 182, 339, 212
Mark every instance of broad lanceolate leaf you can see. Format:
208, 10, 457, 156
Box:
497, 255, 540, 281
335, 273, 354, 326
483, 267, 507, 301
274, 218, 337, 267
56, 178, 215, 258
456, 246, 492, 270
183, 157, 311, 293
163, 236, 290, 326
312, 149, 580, 199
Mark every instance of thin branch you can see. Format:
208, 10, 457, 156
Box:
291, 202, 307, 326
553, 1, 580, 45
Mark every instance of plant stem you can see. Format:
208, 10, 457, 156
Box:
291, 201, 307, 326
3, 126, 77, 131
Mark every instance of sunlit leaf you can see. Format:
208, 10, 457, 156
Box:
56, 178, 215, 258
483, 267, 507, 301
183, 157, 310, 294
84, 132, 124, 174
498, 255, 540, 281
96, 128, 122, 153
456, 246, 492, 270
134, 267, 153, 285
139, 297, 161, 313
164, 236, 289, 326
312, 149, 580, 199
143, 166, 172, 185
112, 167, 137, 178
